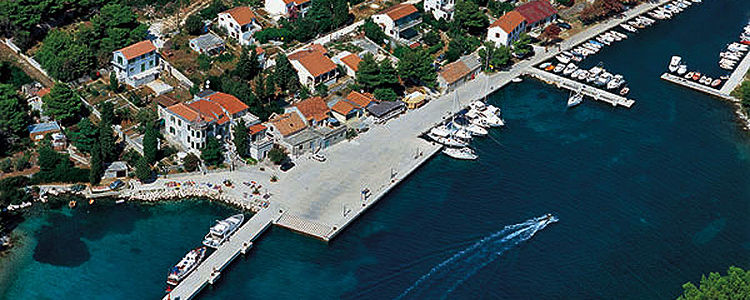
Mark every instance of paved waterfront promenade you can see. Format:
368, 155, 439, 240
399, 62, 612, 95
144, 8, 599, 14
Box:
720, 49, 750, 95
164, 202, 281, 300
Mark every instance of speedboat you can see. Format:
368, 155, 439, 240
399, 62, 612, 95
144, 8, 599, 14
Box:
607, 74, 625, 90
538, 213, 558, 226
595, 72, 613, 86
442, 147, 478, 160
430, 125, 452, 137
711, 79, 721, 87
556, 54, 571, 64
577, 70, 589, 81
539, 62, 552, 69
692, 72, 701, 81
704, 77, 712, 86
167, 246, 207, 286
699, 75, 707, 84
203, 214, 245, 249
620, 23, 637, 32
472, 105, 505, 127
428, 132, 468, 147
684, 71, 694, 79
571, 69, 583, 79
553, 63, 565, 73
563, 63, 578, 75
567, 91, 584, 108
677, 64, 687, 75
619, 87, 630, 95
669, 56, 681, 73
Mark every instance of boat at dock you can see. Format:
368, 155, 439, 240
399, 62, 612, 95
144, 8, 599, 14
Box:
428, 132, 469, 147
167, 246, 207, 286
669, 56, 681, 73
442, 147, 478, 160
203, 214, 245, 249
567, 91, 584, 108
677, 64, 687, 75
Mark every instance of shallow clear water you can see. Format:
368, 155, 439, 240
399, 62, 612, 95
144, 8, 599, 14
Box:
3, 1, 750, 299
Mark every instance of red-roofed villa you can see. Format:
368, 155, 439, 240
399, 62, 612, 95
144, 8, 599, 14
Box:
112, 40, 160, 87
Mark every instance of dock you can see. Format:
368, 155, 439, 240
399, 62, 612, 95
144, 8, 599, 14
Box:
660, 73, 738, 101
163, 202, 282, 300
524, 68, 635, 108
720, 48, 750, 95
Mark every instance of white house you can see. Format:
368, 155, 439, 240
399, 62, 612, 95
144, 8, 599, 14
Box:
372, 4, 422, 44
265, 0, 312, 19
112, 40, 160, 87
515, 0, 558, 30
217, 6, 262, 46
288, 46, 338, 89
423, 0, 454, 20
487, 11, 527, 47
158, 90, 255, 153
332, 51, 361, 77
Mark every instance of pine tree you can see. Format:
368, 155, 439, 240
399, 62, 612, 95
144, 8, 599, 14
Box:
135, 155, 150, 181
70, 118, 98, 153
201, 136, 224, 166
355, 53, 381, 91
89, 143, 102, 185
233, 120, 249, 159
378, 60, 399, 89
273, 54, 300, 94
43, 83, 86, 126
99, 118, 117, 162
143, 121, 158, 165
109, 72, 118, 92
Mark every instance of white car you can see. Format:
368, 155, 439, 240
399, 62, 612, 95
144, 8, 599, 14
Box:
311, 153, 326, 162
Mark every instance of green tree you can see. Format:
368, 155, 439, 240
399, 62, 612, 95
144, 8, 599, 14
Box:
36, 30, 95, 82
734, 80, 750, 113
423, 31, 441, 46
363, 18, 388, 45
185, 13, 203, 35
89, 143, 102, 185
70, 118, 99, 153
234, 48, 261, 80
183, 153, 200, 172
0, 83, 30, 139
143, 121, 158, 165
355, 53, 381, 91
268, 146, 288, 165
233, 120, 249, 158
109, 72, 118, 92
378, 60, 399, 89
488, 1, 514, 18
201, 136, 224, 166
315, 84, 328, 97
454, 0, 488, 35
134, 155, 151, 181
98, 106, 117, 163
273, 54, 300, 94
512, 33, 534, 57
678, 266, 750, 299
374, 88, 397, 101
332, 0, 350, 28
397, 48, 437, 88
43, 83, 86, 126
479, 42, 511, 71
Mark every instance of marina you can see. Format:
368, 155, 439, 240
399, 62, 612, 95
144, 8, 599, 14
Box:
525, 68, 636, 108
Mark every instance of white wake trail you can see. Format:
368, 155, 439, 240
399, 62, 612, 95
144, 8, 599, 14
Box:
396, 214, 557, 300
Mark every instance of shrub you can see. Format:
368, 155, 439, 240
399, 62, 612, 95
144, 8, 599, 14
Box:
183, 153, 200, 172
268, 146, 288, 165
374, 88, 398, 101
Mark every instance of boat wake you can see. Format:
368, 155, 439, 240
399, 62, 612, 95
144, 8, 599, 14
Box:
395, 214, 558, 300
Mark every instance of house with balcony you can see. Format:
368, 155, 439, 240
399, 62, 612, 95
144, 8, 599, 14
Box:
265, 0, 311, 19
330, 91, 378, 122
487, 11, 527, 47
373, 4, 422, 45
158, 91, 253, 153
247, 123, 273, 160
112, 40, 160, 87
288, 46, 338, 89
423, 0, 454, 20
218, 6, 262, 46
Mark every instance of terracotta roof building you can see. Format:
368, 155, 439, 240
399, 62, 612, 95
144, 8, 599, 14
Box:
373, 3, 422, 44
116, 40, 157, 60
223, 6, 256, 25
287, 96, 331, 126
268, 112, 307, 137
382, 3, 419, 21
515, 0, 557, 28
218, 6, 261, 46
112, 40, 160, 87
346, 91, 378, 108
438, 53, 482, 91
288, 47, 338, 89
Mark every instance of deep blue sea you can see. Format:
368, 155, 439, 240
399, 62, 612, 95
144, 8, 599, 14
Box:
2, 1, 750, 299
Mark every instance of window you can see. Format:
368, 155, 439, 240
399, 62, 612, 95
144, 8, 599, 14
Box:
117, 56, 123, 64
495, 33, 499, 38
178, 120, 182, 126
150, 60, 154, 67
170, 127, 175, 134
141, 64, 145, 72
170, 116, 175, 122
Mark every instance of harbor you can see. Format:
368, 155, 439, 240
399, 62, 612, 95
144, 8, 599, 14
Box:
525, 68, 635, 108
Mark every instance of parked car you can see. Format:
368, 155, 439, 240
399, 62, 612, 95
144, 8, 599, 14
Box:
280, 161, 295, 172
556, 22, 572, 29
109, 180, 124, 190
311, 153, 326, 162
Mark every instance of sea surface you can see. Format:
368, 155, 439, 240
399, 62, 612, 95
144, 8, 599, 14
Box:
2, 1, 750, 299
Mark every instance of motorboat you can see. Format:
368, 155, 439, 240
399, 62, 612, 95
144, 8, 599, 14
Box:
567, 91, 584, 108
684, 71, 694, 79
620, 23, 637, 32
612, 31, 628, 40
711, 79, 722, 87
571, 69, 583, 79
595, 72, 613, 86
588, 40, 604, 48
203, 214, 245, 249
472, 105, 505, 127
669, 56, 681, 73
428, 132, 468, 147
451, 118, 488, 136
545, 64, 556, 71
677, 64, 687, 75
538, 213, 558, 226
699, 75, 707, 84
442, 147, 478, 160
563, 63, 578, 75
539, 62, 552, 69
704, 77, 712, 86
619, 87, 630, 95
167, 246, 207, 286
465, 109, 490, 128
556, 54, 571, 64
692, 72, 701, 81
430, 125, 453, 137
576, 70, 589, 81
596, 36, 611, 46
607, 74, 625, 90
512, 77, 523, 83
553, 63, 565, 73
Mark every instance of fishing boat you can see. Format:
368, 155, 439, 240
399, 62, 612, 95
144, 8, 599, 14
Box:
711, 79, 722, 87
684, 71, 694, 79
166, 246, 207, 286
428, 132, 468, 147
203, 214, 245, 249
677, 64, 687, 75
567, 91, 584, 108
442, 147, 478, 160
539, 62, 552, 69
553, 63, 565, 73
563, 63, 578, 75
619, 87, 630, 95
669, 56, 681, 73
692, 72, 701, 81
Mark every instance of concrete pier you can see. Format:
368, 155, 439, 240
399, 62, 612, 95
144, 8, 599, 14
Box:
660, 73, 738, 101
525, 68, 635, 108
163, 202, 281, 300
720, 49, 750, 95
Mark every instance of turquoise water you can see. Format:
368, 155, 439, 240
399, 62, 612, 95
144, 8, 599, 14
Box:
3, 1, 750, 299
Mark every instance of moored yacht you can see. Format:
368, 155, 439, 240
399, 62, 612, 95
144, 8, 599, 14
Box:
428, 132, 469, 147
442, 147, 478, 160
203, 214, 244, 249
167, 246, 207, 286
677, 64, 687, 75
669, 56, 681, 73
567, 91, 584, 108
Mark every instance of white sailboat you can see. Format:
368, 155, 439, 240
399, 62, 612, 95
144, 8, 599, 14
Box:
442, 147, 478, 160
567, 90, 584, 108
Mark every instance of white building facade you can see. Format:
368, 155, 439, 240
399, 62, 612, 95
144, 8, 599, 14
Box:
112, 40, 160, 87
373, 4, 422, 44
423, 0, 454, 20
217, 6, 262, 46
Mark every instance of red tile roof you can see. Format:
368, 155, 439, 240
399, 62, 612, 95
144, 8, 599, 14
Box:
155, 94, 179, 107
490, 11, 526, 32
284, 0, 310, 5
166, 103, 201, 122
332, 100, 357, 115
340, 54, 362, 72
309, 44, 328, 56
516, 0, 557, 25
294, 96, 330, 123
117, 40, 157, 60
381, 3, 418, 21
269, 113, 307, 136
248, 123, 267, 135
289, 49, 337, 77
439, 60, 471, 85
205, 92, 248, 116
346, 91, 377, 108
36, 87, 51, 97
223, 6, 256, 26
189, 99, 231, 125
